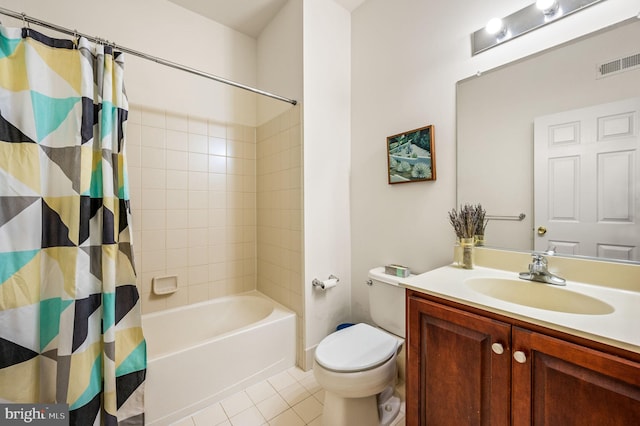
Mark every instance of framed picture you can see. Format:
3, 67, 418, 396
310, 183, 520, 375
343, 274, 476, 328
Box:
387, 125, 436, 184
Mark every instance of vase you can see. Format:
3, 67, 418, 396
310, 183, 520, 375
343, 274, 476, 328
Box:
460, 237, 475, 269
474, 234, 485, 247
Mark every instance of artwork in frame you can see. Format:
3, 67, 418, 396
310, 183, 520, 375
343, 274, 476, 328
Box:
387, 125, 436, 184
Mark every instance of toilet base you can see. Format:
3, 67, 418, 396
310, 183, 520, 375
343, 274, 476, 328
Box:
322, 391, 380, 426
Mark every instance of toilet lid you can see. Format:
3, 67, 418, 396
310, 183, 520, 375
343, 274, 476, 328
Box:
315, 323, 399, 372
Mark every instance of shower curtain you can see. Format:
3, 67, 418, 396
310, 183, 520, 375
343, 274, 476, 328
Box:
0, 25, 146, 425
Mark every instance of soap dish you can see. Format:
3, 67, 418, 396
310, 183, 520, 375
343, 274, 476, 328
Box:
152, 275, 178, 295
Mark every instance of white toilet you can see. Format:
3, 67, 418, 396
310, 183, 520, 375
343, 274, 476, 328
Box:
313, 267, 409, 426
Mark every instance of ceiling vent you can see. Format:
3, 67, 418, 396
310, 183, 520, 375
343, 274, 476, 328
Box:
597, 53, 640, 79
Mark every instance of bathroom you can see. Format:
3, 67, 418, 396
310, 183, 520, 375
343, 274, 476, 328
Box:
0, 0, 638, 425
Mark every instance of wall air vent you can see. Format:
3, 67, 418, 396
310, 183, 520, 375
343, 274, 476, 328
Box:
597, 53, 640, 79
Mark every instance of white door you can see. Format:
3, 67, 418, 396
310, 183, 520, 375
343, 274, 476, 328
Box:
534, 98, 640, 261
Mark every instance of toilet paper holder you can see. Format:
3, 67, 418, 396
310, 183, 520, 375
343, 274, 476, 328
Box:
312, 275, 339, 290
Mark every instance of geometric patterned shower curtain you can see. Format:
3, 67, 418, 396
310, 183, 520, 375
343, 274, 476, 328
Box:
0, 25, 146, 425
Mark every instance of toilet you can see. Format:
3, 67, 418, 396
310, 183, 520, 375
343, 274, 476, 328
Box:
313, 267, 409, 426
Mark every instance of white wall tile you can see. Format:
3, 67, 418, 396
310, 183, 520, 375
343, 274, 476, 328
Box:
209, 155, 227, 174
141, 126, 166, 149
209, 137, 226, 156
141, 147, 166, 169
166, 210, 188, 229
166, 229, 188, 249
131, 106, 263, 313
188, 153, 209, 173
167, 150, 189, 171
188, 173, 208, 192
141, 168, 166, 189
166, 170, 188, 190
188, 133, 208, 154
166, 130, 188, 152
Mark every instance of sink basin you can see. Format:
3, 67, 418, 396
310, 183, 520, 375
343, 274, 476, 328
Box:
465, 277, 614, 315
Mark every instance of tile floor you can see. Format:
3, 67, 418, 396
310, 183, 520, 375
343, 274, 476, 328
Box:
171, 366, 406, 426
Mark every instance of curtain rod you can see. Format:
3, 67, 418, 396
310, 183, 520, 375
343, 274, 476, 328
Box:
0, 6, 298, 106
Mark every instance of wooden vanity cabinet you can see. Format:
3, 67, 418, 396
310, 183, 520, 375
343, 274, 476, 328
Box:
406, 289, 640, 426
511, 327, 640, 426
406, 294, 511, 425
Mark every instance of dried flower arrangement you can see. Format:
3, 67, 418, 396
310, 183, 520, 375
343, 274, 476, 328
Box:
474, 204, 488, 237
448, 203, 488, 269
448, 203, 487, 239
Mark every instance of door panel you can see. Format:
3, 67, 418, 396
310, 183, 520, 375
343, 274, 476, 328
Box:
534, 98, 640, 260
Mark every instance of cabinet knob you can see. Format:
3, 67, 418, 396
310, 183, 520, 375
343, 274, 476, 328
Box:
491, 343, 504, 355
513, 350, 527, 364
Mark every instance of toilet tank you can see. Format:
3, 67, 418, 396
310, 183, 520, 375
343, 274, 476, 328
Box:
367, 267, 410, 338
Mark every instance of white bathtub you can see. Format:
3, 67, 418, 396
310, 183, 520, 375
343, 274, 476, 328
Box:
142, 291, 296, 425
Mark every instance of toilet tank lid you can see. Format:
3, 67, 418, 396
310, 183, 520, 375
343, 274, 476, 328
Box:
368, 267, 414, 286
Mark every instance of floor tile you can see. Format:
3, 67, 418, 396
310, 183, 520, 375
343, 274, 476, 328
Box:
246, 380, 278, 404
168, 366, 406, 426
292, 396, 323, 424
192, 402, 227, 425
306, 417, 323, 426
221, 391, 254, 418
229, 406, 267, 426
278, 382, 311, 406
256, 393, 289, 421
268, 408, 305, 426
267, 370, 297, 392
298, 375, 321, 394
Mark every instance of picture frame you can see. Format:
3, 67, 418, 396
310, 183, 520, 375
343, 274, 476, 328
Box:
387, 125, 436, 184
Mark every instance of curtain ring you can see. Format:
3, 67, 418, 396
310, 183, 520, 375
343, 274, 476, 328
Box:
21, 12, 29, 29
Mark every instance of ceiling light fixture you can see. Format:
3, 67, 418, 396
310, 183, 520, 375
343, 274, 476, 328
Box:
471, 0, 606, 56
485, 17, 507, 37
536, 0, 560, 15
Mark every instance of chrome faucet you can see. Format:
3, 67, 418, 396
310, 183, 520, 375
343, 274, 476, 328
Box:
519, 251, 566, 286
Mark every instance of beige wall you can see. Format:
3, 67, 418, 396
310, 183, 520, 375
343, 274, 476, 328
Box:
127, 106, 258, 313
302, 0, 352, 369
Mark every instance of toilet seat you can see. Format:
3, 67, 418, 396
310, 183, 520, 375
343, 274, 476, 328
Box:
315, 323, 399, 372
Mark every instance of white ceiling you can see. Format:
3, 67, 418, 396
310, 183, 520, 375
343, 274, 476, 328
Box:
168, 0, 367, 38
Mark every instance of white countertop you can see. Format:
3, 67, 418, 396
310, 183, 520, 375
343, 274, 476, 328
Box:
401, 265, 640, 354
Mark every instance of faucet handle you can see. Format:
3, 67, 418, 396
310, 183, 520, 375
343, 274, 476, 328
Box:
531, 252, 546, 263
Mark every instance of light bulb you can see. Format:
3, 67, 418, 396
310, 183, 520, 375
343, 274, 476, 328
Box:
485, 18, 506, 36
536, 0, 559, 15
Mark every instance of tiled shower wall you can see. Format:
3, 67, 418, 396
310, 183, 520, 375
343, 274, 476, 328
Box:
127, 106, 258, 314
256, 106, 304, 365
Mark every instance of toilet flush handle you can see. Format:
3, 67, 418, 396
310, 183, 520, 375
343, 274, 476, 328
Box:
366, 279, 373, 286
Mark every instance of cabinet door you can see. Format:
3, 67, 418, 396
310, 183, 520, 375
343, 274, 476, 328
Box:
512, 327, 640, 426
406, 295, 511, 426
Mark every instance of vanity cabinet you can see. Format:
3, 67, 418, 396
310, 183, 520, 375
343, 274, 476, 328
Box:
406, 290, 640, 425
511, 326, 640, 426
